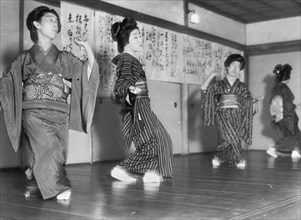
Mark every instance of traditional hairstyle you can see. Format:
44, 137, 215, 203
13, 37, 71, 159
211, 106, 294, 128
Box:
224, 54, 246, 70
111, 17, 138, 53
26, 6, 61, 43
273, 64, 292, 82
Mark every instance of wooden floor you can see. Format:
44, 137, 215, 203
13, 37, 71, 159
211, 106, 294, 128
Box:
0, 151, 300, 220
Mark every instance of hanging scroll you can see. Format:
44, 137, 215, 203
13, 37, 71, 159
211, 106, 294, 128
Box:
141, 24, 184, 83
61, 2, 94, 60
183, 36, 244, 85
211, 43, 223, 75
183, 36, 215, 85
94, 11, 122, 96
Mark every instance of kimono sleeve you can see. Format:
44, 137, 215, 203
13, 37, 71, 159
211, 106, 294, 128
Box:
239, 84, 253, 145
66, 52, 99, 132
201, 81, 217, 126
0, 55, 24, 152
114, 59, 139, 108
272, 84, 295, 133
270, 95, 283, 122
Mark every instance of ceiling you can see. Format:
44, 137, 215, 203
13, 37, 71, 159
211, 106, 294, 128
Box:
188, 0, 301, 23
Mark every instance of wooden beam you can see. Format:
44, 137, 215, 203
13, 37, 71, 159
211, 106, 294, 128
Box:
246, 40, 301, 56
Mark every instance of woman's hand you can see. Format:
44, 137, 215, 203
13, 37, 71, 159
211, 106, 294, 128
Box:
74, 37, 89, 49
74, 37, 95, 78
209, 71, 219, 78
201, 71, 219, 90
129, 86, 141, 94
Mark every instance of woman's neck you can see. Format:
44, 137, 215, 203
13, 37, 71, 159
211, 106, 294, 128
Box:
123, 49, 137, 58
281, 80, 289, 84
37, 37, 52, 52
226, 75, 237, 85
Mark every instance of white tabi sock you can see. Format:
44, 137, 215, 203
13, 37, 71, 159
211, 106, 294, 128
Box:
266, 147, 278, 158
143, 171, 163, 183
291, 150, 301, 159
111, 166, 136, 183
56, 189, 71, 200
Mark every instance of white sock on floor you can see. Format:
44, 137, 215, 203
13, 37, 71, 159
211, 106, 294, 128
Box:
111, 166, 136, 182
56, 189, 71, 200
143, 172, 162, 183
266, 147, 278, 158
212, 158, 221, 167
291, 150, 301, 159
236, 160, 246, 169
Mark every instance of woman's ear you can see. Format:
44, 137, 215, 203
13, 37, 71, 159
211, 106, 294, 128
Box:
33, 21, 40, 29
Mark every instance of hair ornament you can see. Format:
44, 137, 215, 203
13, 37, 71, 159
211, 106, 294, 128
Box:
115, 23, 121, 36
114, 22, 121, 37
111, 22, 122, 42
273, 64, 282, 75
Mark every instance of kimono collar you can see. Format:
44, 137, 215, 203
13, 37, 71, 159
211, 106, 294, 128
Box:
112, 52, 140, 65
29, 44, 59, 65
28, 44, 61, 75
224, 77, 239, 87
111, 54, 121, 65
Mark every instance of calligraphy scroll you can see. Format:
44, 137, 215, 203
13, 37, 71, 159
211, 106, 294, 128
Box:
141, 24, 184, 83
183, 36, 214, 85
94, 11, 122, 96
61, 2, 93, 60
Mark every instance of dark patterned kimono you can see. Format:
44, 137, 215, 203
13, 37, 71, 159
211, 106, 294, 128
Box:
201, 78, 253, 165
112, 53, 173, 179
0, 44, 99, 199
270, 83, 301, 152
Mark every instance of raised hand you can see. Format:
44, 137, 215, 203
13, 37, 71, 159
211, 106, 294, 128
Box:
201, 71, 219, 90
73, 37, 95, 73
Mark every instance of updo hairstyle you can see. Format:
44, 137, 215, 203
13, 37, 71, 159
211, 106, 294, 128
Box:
26, 6, 61, 43
111, 17, 138, 53
273, 64, 292, 82
224, 54, 246, 70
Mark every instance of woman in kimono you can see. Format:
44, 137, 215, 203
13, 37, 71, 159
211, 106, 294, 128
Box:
201, 54, 253, 169
110, 17, 173, 183
266, 64, 301, 159
0, 6, 99, 200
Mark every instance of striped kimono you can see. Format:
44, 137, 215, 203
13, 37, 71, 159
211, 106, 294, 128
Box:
270, 83, 301, 152
201, 78, 253, 165
112, 53, 173, 179
0, 44, 99, 199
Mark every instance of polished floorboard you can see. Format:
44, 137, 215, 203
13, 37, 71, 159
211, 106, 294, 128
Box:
0, 151, 300, 220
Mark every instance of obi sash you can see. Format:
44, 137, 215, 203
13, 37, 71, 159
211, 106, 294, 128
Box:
219, 94, 239, 108
23, 72, 70, 103
126, 77, 148, 106
135, 77, 148, 98
270, 95, 283, 122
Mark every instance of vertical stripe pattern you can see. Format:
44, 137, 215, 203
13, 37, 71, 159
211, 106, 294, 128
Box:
201, 78, 253, 164
112, 53, 173, 178
22, 109, 71, 199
